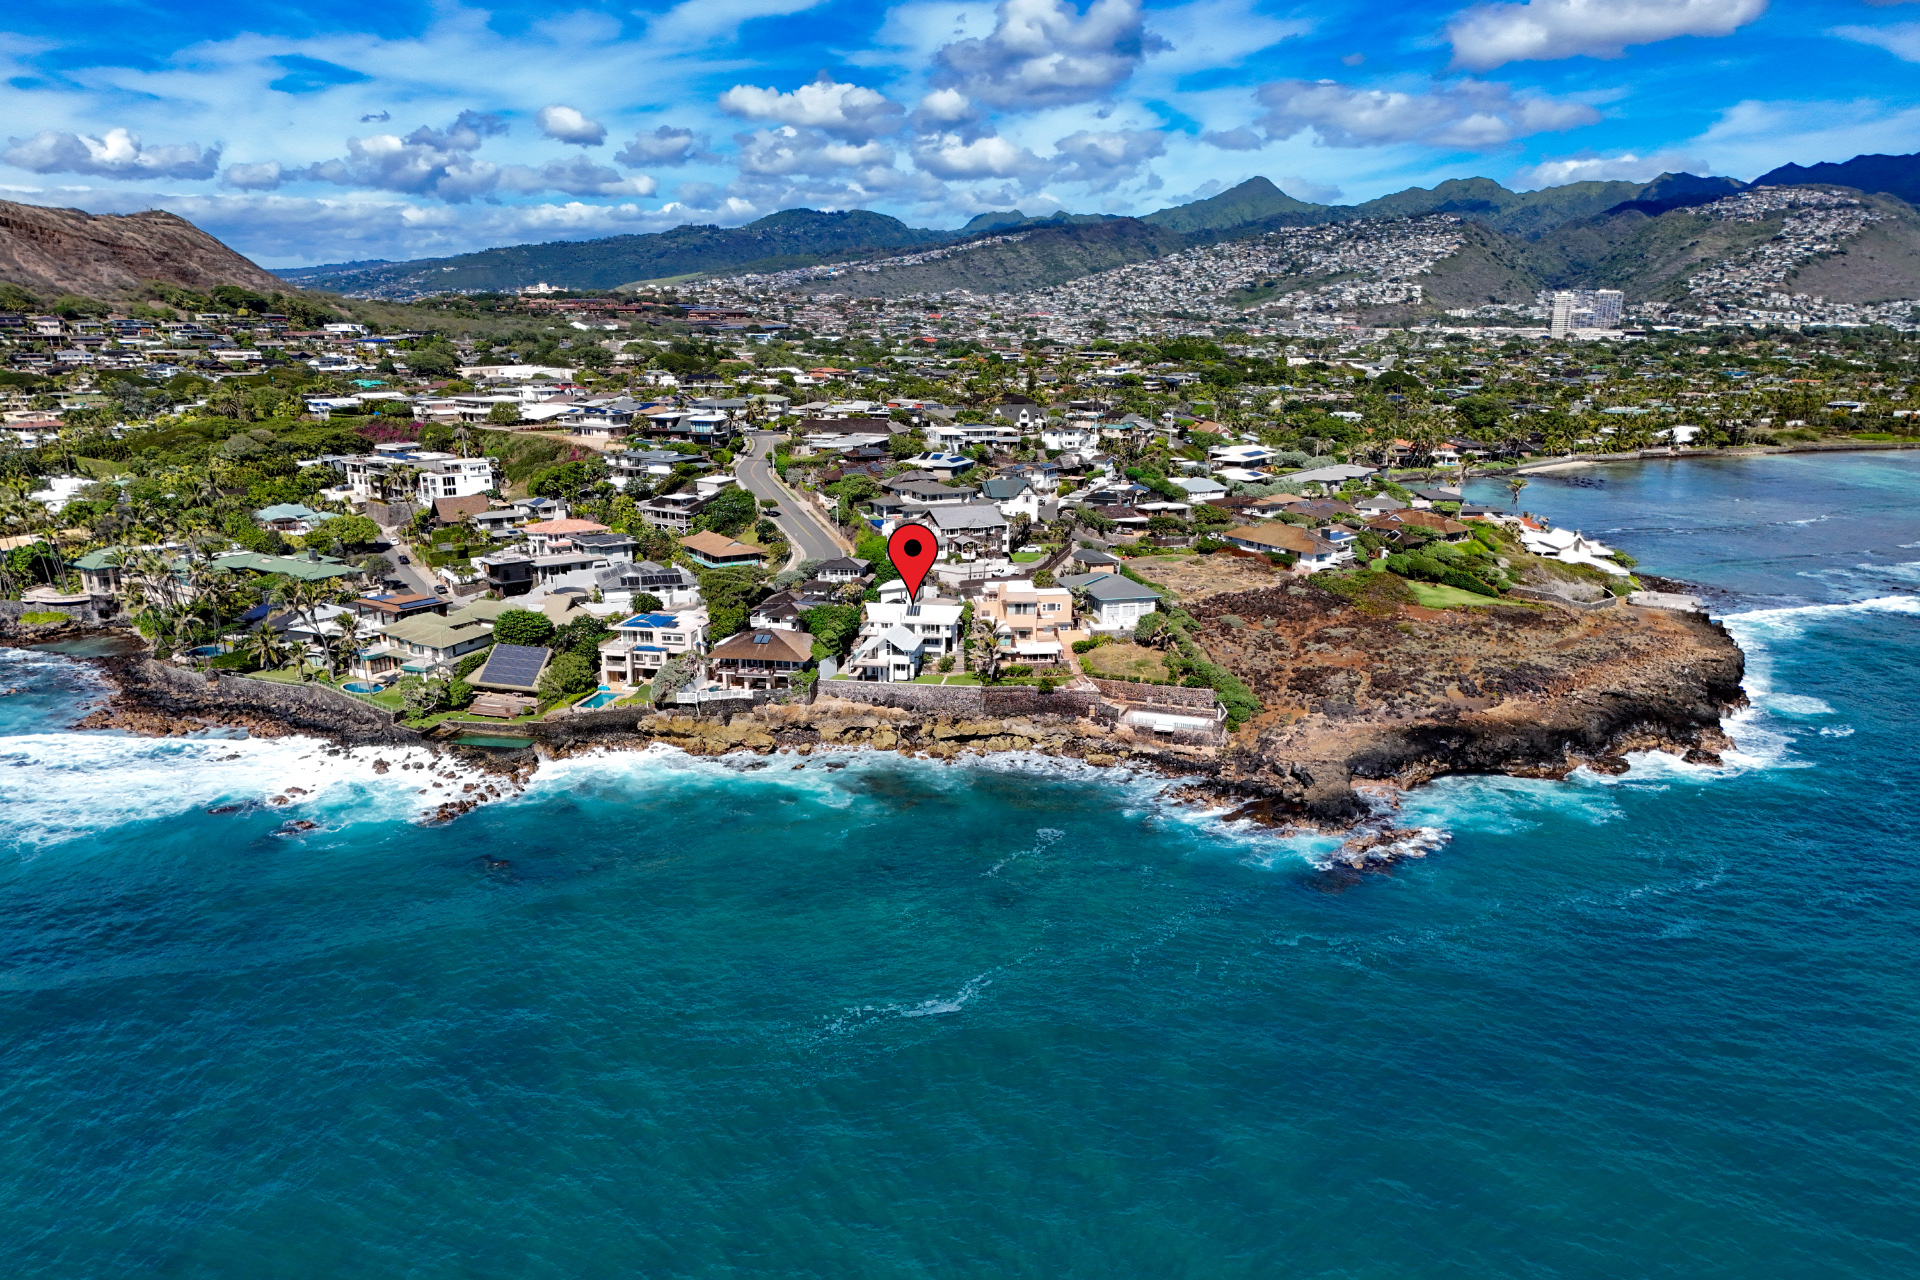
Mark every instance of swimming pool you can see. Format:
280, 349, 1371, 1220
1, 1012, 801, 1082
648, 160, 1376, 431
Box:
577, 690, 620, 709
185, 645, 225, 658
340, 682, 382, 695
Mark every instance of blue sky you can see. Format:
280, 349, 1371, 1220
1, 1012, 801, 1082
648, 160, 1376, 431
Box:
4, 0, 1920, 267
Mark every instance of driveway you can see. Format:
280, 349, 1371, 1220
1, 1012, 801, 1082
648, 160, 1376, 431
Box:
735, 430, 848, 566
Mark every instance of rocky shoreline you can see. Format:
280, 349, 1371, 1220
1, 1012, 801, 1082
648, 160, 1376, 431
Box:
22, 577, 1748, 864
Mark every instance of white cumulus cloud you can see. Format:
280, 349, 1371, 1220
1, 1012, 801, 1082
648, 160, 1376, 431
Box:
734, 126, 896, 177
932, 0, 1169, 110
303, 111, 509, 202
498, 155, 657, 197
614, 126, 707, 167
719, 74, 904, 141
2, 128, 220, 180
223, 161, 286, 190
912, 132, 1051, 181
1050, 128, 1165, 189
1200, 126, 1266, 151
1448, 0, 1768, 71
1256, 78, 1600, 149
536, 105, 607, 146
1511, 150, 1709, 187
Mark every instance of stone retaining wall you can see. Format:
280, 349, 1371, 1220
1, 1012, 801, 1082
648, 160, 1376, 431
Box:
820, 678, 1106, 719
1087, 677, 1219, 709
1507, 587, 1619, 610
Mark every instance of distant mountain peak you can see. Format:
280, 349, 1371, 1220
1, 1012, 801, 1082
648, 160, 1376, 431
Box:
1752, 151, 1920, 204
1142, 176, 1322, 233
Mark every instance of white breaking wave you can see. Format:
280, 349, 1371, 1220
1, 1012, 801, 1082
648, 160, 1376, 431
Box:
0, 732, 475, 852
1702, 593, 1916, 775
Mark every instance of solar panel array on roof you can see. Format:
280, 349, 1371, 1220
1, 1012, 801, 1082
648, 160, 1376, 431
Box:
475, 644, 550, 692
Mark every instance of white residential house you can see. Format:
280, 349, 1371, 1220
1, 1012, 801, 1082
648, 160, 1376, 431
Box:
597, 609, 708, 688
413, 457, 496, 503
1080, 575, 1160, 633
859, 598, 965, 659
1041, 425, 1100, 452
989, 404, 1048, 431
978, 476, 1056, 522
848, 624, 925, 682
924, 421, 1023, 450
1520, 526, 1630, 576
924, 503, 1011, 561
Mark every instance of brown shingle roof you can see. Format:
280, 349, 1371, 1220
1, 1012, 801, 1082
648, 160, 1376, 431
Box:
433, 494, 491, 523
679, 531, 764, 560
1225, 523, 1317, 553
709, 628, 813, 663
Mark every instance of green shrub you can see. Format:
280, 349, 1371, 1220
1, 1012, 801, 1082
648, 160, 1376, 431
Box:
493, 609, 554, 647
536, 650, 595, 699
18, 611, 68, 624
452, 646, 493, 680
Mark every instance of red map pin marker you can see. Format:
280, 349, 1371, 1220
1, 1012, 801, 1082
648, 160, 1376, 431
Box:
887, 522, 938, 600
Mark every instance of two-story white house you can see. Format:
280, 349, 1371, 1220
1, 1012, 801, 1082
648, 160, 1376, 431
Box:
847, 597, 965, 680
414, 457, 496, 503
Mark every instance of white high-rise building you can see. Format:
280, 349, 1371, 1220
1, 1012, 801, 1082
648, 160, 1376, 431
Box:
1543, 288, 1624, 334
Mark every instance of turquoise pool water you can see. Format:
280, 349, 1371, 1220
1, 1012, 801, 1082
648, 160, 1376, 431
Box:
577, 690, 620, 709
340, 682, 382, 695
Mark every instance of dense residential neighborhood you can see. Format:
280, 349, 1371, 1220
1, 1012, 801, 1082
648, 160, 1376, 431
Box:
2, 225, 1918, 731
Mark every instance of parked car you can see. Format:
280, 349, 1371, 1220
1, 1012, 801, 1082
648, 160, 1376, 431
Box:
397, 554, 411, 564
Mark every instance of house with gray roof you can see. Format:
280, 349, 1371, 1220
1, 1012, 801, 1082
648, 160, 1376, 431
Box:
1079, 574, 1160, 634
923, 502, 1011, 560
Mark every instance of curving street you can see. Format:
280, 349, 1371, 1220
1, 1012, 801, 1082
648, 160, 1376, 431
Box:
735, 430, 848, 567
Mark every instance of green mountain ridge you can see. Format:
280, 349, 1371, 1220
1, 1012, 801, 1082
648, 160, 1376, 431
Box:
275, 208, 948, 295
269, 151, 1920, 303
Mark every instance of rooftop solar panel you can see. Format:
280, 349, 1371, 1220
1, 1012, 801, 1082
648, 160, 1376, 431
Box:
477, 643, 550, 690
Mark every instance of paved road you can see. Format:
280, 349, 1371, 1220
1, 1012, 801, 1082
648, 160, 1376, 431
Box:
374, 523, 444, 598
736, 431, 847, 566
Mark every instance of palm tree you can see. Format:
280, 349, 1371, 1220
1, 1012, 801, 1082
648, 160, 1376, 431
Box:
247, 627, 289, 673
1506, 475, 1530, 511
271, 578, 330, 680
325, 611, 364, 681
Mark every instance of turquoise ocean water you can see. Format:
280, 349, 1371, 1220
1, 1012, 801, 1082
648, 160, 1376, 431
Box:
3, 453, 1918, 1278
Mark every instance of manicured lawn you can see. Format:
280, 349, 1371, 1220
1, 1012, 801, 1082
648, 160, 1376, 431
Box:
248, 665, 325, 684
1080, 642, 1169, 682
1405, 582, 1497, 609
247, 667, 408, 709
909, 672, 982, 684
1009, 551, 1045, 563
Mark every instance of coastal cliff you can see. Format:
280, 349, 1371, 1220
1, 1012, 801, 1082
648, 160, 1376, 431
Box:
50, 582, 1746, 831
1184, 582, 1745, 820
